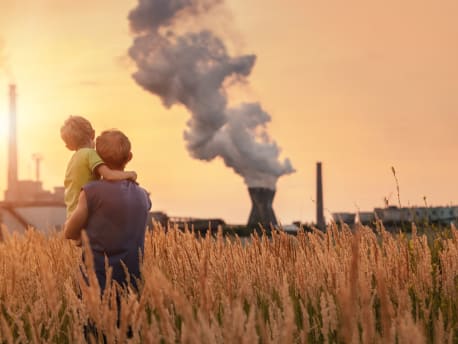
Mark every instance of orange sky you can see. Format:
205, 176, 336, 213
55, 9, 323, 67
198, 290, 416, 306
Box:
1, 0, 458, 224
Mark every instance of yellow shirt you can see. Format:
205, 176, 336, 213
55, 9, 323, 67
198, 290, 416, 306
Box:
64, 148, 103, 217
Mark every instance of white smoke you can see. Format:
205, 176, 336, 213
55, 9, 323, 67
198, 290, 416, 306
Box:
128, 0, 295, 189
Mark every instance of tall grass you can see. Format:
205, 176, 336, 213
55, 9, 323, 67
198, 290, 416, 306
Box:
0, 223, 457, 343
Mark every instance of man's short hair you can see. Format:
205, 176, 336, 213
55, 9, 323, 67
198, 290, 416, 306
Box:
61, 116, 95, 150
96, 130, 131, 169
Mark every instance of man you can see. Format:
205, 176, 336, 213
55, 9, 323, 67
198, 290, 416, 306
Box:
64, 129, 151, 291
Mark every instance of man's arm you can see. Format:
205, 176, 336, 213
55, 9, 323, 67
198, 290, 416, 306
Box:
64, 191, 89, 240
96, 164, 137, 182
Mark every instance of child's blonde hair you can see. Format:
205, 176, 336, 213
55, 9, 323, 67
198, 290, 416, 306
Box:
61, 116, 95, 150
96, 130, 131, 169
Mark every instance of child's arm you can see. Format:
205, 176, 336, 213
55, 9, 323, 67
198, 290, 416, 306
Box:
96, 165, 137, 182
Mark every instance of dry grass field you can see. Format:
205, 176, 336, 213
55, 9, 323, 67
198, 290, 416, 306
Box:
0, 223, 457, 343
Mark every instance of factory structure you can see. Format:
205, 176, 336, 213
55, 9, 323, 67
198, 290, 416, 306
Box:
308, 162, 458, 230
0, 85, 66, 234
0, 83, 292, 234
2, 83, 455, 234
0, 84, 228, 234
314, 161, 458, 229
0, 83, 285, 234
247, 187, 277, 229
333, 205, 458, 227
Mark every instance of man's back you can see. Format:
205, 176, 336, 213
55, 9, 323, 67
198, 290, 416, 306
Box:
83, 180, 151, 290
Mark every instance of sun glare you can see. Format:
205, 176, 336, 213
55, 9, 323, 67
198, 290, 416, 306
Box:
0, 112, 8, 139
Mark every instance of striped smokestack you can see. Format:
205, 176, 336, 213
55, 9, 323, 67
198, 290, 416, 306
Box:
7, 84, 18, 200
316, 162, 325, 230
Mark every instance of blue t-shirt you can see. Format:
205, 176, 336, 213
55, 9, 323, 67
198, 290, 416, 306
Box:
83, 180, 151, 291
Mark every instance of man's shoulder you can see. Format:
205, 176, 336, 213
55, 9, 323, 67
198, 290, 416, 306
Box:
84, 180, 151, 209
134, 183, 149, 193
136, 185, 152, 210
83, 180, 147, 193
82, 179, 106, 191
126, 182, 151, 207
129, 183, 151, 200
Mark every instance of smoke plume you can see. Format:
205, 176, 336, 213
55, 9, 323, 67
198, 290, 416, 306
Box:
128, 0, 294, 189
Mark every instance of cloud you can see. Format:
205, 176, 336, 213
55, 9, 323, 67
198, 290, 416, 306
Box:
128, 0, 294, 189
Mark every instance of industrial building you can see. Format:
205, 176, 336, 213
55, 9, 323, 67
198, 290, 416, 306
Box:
0, 84, 226, 235
247, 187, 277, 229
0, 84, 66, 234
6, 82, 454, 237
333, 205, 458, 227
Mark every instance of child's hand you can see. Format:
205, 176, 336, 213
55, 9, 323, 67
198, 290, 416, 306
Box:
127, 171, 137, 182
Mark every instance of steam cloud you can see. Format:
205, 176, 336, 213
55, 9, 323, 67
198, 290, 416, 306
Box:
128, 0, 295, 189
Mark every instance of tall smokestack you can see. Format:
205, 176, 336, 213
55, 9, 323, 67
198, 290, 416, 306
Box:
7, 84, 18, 200
247, 187, 277, 230
316, 162, 325, 230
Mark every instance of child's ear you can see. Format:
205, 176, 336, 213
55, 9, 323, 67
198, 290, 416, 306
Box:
127, 152, 133, 162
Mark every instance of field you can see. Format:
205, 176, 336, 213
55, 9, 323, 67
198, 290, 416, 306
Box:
0, 223, 457, 343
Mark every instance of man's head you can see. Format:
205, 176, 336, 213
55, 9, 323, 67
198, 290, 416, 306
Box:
96, 130, 132, 170
61, 116, 95, 151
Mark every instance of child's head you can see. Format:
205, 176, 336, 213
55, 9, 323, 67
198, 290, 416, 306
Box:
60, 116, 95, 151
96, 130, 132, 170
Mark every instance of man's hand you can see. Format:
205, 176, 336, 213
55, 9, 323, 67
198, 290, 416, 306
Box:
64, 191, 89, 240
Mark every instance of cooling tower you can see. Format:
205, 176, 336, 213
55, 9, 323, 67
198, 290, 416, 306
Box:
247, 187, 277, 229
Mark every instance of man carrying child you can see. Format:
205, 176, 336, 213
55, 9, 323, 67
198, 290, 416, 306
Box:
64, 129, 151, 291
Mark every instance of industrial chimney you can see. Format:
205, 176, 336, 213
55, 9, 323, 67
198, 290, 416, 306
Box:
316, 162, 325, 230
247, 187, 278, 230
5, 84, 18, 201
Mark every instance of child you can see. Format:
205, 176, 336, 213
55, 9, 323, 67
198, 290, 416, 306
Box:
60, 115, 137, 218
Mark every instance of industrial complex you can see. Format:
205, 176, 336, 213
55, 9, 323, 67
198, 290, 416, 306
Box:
0, 85, 66, 233
333, 205, 458, 227
0, 84, 258, 233
1, 84, 456, 234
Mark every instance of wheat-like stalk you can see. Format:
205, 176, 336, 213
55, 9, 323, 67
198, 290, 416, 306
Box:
0, 223, 457, 343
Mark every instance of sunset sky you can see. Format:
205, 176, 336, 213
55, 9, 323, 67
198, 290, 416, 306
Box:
1, 0, 458, 224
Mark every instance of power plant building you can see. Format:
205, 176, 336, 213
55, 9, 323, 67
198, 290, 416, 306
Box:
0, 84, 66, 234
332, 206, 458, 226
247, 187, 278, 230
